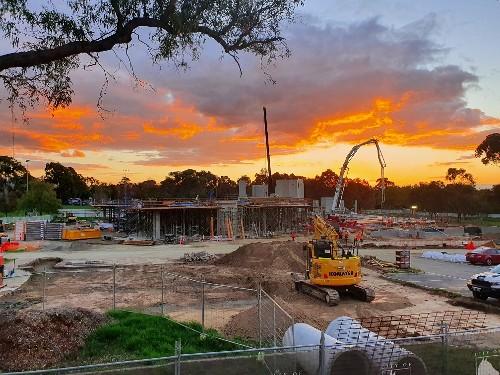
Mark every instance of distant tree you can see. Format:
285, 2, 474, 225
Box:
238, 175, 252, 185
44, 162, 89, 202
343, 178, 376, 210
410, 181, 447, 216
253, 168, 270, 185
444, 183, 477, 221
17, 181, 62, 214
135, 180, 159, 199
0, 0, 302, 112
160, 169, 218, 198
92, 182, 118, 202
475, 133, 500, 165
0, 156, 27, 214
445, 168, 475, 186
216, 176, 237, 198
384, 185, 412, 209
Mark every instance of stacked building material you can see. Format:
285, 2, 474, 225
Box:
25, 221, 44, 241
14, 221, 25, 241
44, 223, 64, 240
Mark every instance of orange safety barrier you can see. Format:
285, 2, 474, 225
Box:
62, 228, 102, 240
1, 242, 20, 252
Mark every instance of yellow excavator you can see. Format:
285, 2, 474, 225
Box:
293, 215, 375, 306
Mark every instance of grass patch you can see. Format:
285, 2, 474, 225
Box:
74, 310, 247, 365
406, 343, 500, 375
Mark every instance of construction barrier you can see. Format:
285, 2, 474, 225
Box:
1, 242, 20, 252
62, 228, 102, 240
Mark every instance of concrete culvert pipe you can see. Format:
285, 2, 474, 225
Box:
282, 323, 370, 375
325, 316, 427, 375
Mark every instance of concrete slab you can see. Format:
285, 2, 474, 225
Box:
0, 269, 31, 294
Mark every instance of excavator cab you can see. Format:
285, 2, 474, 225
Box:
311, 239, 333, 258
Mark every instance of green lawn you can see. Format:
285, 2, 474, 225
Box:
74, 310, 245, 365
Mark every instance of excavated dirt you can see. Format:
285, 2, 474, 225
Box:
0, 308, 107, 371
3, 240, 500, 353
215, 240, 306, 272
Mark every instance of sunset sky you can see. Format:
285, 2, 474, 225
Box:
1, 0, 499, 187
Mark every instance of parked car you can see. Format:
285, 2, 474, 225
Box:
467, 265, 500, 300
466, 248, 500, 265
67, 198, 82, 205
464, 226, 482, 236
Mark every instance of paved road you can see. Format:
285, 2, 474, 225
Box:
359, 248, 491, 296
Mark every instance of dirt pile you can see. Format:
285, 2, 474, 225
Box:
0, 308, 107, 371
215, 241, 306, 273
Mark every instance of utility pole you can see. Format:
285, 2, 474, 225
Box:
25, 159, 30, 193
263, 107, 272, 196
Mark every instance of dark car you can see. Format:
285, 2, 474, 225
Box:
468, 265, 500, 300
464, 226, 482, 236
466, 248, 500, 266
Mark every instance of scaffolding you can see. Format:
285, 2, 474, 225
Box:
123, 198, 311, 241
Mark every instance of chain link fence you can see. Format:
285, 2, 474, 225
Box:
4, 265, 500, 374
5, 265, 292, 347
3, 328, 500, 375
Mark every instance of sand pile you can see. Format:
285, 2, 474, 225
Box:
0, 308, 107, 371
215, 241, 306, 273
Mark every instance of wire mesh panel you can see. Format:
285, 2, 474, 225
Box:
114, 266, 163, 313
160, 271, 202, 324
36, 268, 115, 312
203, 281, 257, 333
259, 289, 295, 348
358, 310, 487, 339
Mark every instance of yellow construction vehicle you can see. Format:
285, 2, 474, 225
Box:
293, 215, 375, 306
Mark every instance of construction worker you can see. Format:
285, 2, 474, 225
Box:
342, 229, 349, 246
354, 230, 362, 247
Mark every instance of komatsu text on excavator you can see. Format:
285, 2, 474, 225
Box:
293, 215, 375, 306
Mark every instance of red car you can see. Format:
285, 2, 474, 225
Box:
466, 248, 500, 266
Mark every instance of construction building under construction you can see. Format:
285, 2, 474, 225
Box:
124, 197, 311, 241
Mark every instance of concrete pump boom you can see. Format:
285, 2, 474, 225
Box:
332, 139, 386, 212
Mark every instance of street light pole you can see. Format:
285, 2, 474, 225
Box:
25, 159, 30, 193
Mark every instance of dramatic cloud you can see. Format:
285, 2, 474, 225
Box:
1, 15, 498, 171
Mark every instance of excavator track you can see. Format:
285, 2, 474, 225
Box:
348, 284, 376, 302
295, 280, 341, 306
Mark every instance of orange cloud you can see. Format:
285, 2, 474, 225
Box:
143, 122, 202, 139
1, 16, 499, 184
60, 150, 86, 157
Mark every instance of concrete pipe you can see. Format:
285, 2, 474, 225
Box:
282, 323, 370, 375
325, 316, 427, 375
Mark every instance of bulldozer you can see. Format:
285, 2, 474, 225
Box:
293, 215, 375, 306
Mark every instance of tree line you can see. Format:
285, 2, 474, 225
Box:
0, 156, 498, 217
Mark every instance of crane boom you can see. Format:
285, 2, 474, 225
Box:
332, 138, 386, 212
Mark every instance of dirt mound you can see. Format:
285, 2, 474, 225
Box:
215, 241, 306, 273
0, 308, 107, 371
